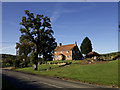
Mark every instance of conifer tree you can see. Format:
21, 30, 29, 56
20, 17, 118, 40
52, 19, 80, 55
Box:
80, 37, 92, 55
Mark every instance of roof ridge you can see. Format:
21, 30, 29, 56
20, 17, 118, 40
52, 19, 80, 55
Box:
54, 43, 76, 51
58, 44, 75, 47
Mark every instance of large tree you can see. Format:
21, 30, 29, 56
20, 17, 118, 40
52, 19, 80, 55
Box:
80, 37, 92, 55
19, 10, 56, 70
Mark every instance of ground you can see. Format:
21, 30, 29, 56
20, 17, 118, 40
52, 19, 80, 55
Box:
2, 70, 106, 89
13, 59, 119, 88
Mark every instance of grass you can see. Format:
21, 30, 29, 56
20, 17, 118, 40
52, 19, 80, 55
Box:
15, 60, 118, 87
47, 60, 82, 64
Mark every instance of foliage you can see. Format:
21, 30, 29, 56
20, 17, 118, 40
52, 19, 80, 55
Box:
16, 40, 34, 67
19, 10, 57, 70
12, 59, 20, 68
29, 52, 38, 65
16, 40, 34, 56
100, 52, 120, 60
2, 54, 16, 67
80, 37, 92, 55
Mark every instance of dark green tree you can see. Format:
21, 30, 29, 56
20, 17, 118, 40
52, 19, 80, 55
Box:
16, 39, 34, 67
80, 37, 92, 55
19, 10, 57, 70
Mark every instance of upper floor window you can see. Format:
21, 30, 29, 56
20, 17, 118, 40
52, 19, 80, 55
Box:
54, 51, 56, 54
60, 51, 63, 54
66, 51, 69, 53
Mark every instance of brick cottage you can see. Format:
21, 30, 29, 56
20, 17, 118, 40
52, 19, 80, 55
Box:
53, 42, 83, 60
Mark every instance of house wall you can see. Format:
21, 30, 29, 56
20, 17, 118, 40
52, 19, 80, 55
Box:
53, 45, 83, 61
53, 50, 72, 60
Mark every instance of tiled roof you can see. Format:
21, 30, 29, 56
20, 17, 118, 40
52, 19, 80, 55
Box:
54, 44, 75, 51
87, 51, 100, 56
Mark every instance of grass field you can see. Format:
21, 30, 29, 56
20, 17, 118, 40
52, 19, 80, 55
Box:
47, 60, 81, 64
15, 60, 118, 87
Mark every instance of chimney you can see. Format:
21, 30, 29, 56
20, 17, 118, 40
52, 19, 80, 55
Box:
59, 43, 62, 47
75, 41, 77, 46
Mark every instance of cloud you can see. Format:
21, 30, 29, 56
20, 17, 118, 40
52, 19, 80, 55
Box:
50, 2, 98, 23
51, 9, 80, 23
51, 11, 61, 23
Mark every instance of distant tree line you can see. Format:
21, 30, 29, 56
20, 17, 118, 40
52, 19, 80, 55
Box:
2, 54, 16, 67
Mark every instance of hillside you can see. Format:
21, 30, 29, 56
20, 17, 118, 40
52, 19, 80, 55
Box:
101, 51, 120, 56
1, 54, 16, 61
100, 52, 120, 60
1, 54, 16, 67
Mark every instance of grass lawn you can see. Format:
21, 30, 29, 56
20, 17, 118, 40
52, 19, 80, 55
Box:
48, 60, 81, 64
15, 60, 118, 87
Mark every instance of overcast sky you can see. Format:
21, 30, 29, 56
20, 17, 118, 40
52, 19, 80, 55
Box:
1, 2, 119, 55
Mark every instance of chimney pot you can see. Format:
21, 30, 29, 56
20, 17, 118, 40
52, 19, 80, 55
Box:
75, 41, 77, 46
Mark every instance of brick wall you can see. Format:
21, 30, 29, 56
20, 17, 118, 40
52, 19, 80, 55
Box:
53, 50, 72, 60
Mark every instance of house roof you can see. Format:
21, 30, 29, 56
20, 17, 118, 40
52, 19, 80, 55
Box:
86, 51, 100, 56
54, 44, 76, 51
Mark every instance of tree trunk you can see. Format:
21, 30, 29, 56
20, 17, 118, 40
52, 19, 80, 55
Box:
24, 54, 28, 67
34, 63, 38, 70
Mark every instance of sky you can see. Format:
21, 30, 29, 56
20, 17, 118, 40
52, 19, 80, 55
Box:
1, 2, 119, 55
1, 0, 119, 2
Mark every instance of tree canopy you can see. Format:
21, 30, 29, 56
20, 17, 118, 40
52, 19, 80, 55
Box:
18, 10, 57, 70
80, 37, 92, 55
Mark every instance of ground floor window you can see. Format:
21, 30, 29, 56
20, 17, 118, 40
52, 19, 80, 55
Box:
67, 55, 70, 58
54, 56, 57, 58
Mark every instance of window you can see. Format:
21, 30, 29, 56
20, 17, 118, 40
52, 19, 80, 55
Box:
58, 55, 62, 58
60, 51, 63, 54
54, 51, 56, 54
54, 56, 57, 58
67, 55, 70, 58
66, 51, 69, 53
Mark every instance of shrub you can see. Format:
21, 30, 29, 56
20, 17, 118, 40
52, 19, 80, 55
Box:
5, 63, 10, 67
